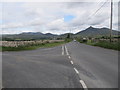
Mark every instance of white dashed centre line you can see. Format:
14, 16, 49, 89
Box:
64, 45, 88, 89
68, 56, 71, 59
65, 45, 69, 55
74, 68, 79, 74
70, 61, 73, 64
62, 46, 64, 55
79, 80, 88, 90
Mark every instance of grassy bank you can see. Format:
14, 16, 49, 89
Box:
1, 41, 66, 51
0, 46, 2, 51
77, 39, 120, 51
93, 41, 120, 51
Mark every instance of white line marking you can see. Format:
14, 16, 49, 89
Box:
79, 80, 88, 90
1, 86, 3, 89
62, 46, 64, 55
74, 68, 79, 74
70, 61, 73, 64
68, 56, 71, 59
65, 45, 69, 55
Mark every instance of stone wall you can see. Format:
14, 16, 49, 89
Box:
1, 40, 64, 47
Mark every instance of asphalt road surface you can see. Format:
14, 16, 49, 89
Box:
2, 41, 118, 88
66, 41, 118, 88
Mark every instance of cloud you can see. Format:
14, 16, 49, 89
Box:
46, 18, 66, 30
1, 18, 44, 29
1, 1, 118, 34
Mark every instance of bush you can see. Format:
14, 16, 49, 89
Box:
65, 38, 72, 42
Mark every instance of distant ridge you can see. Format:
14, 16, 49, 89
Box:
20, 32, 43, 35
75, 26, 119, 37
2, 26, 119, 40
2, 32, 57, 40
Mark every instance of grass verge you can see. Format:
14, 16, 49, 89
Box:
0, 46, 2, 51
1, 41, 66, 51
77, 39, 120, 51
93, 41, 120, 51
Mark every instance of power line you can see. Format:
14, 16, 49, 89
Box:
96, 0, 107, 6
72, 0, 109, 31
88, 0, 109, 19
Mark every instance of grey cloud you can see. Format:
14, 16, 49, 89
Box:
1, 2, 118, 34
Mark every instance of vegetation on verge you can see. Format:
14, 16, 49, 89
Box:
0, 47, 2, 51
93, 41, 120, 51
77, 38, 120, 51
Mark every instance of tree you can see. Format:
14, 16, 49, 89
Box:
66, 33, 70, 39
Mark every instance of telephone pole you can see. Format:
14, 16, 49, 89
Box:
110, 0, 113, 42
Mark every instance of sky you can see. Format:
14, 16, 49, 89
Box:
0, 0, 119, 34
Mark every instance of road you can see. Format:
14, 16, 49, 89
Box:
2, 41, 118, 88
2, 44, 83, 88
66, 41, 118, 88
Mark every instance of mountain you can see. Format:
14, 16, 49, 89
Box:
75, 26, 119, 37
20, 32, 44, 35
58, 33, 74, 38
2, 32, 58, 40
2, 26, 120, 41
44, 33, 57, 37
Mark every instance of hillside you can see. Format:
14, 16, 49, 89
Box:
75, 26, 119, 37
2, 32, 58, 40
2, 26, 119, 41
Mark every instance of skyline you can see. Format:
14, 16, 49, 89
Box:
1, 26, 118, 35
0, 1, 119, 34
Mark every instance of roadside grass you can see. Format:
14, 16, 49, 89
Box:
0, 46, 2, 51
2, 41, 66, 51
77, 39, 120, 51
93, 41, 120, 51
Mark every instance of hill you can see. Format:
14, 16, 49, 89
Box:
2, 32, 58, 41
75, 26, 119, 37
2, 26, 119, 41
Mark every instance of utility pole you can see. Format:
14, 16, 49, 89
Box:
69, 28, 72, 39
110, 0, 113, 42
70, 28, 72, 39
